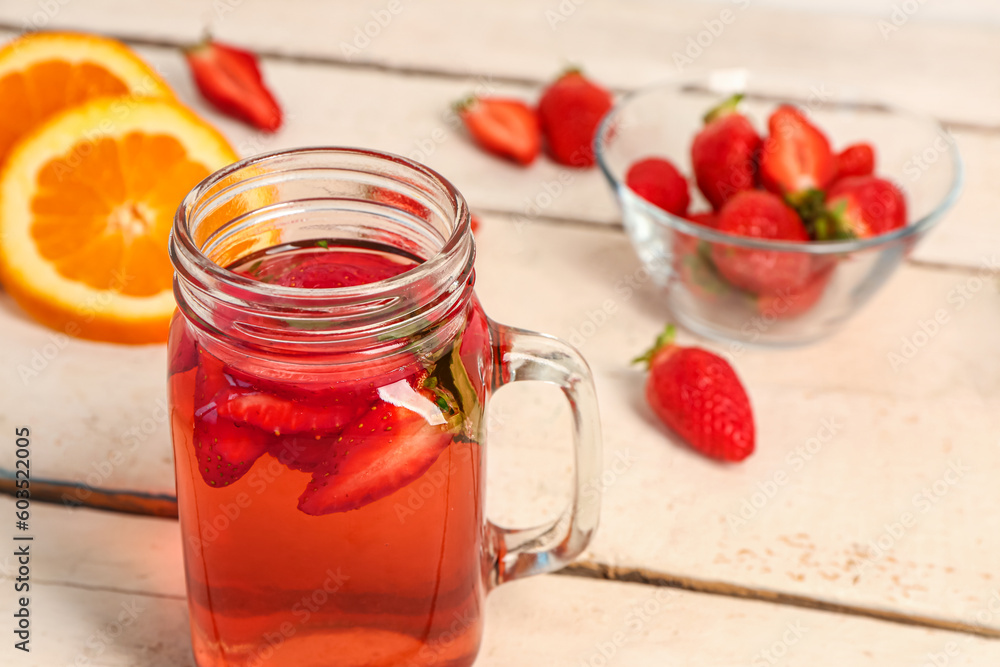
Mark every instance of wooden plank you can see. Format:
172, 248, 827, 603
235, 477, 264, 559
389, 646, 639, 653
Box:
473, 213, 1000, 629
4, 499, 1000, 666
3, 212, 998, 630
1, 0, 998, 131
0, 29, 987, 268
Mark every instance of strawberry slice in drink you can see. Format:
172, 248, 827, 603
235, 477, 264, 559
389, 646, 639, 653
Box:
219, 380, 383, 473
192, 350, 270, 487
298, 379, 460, 516
218, 389, 375, 436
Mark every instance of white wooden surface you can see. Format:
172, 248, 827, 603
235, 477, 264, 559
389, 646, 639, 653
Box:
0, 0, 997, 267
3, 210, 998, 630
0, 1, 998, 662
4, 499, 1000, 667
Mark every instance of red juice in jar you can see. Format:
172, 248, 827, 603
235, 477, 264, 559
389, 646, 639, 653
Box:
169, 148, 601, 667
169, 240, 491, 667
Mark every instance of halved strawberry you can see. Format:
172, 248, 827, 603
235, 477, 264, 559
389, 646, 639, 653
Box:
268, 433, 340, 473
185, 39, 282, 132
759, 105, 834, 196
218, 389, 374, 435
297, 380, 460, 515
833, 142, 875, 180
192, 351, 270, 487
456, 97, 541, 165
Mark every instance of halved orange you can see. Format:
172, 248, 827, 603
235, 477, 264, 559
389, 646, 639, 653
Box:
0, 97, 239, 344
0, 31, 174, 168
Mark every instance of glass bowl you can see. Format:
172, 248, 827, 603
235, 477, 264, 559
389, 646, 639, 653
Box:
595, 69, 963, 347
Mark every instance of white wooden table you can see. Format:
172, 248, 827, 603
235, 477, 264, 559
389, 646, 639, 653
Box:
2, 1, 999, 664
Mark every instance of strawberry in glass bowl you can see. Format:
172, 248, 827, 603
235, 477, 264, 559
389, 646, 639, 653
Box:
596, 69, 962, 346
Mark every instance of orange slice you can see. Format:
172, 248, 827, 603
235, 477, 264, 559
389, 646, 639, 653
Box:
0, 31, 174, 168
0, 97, 239, 344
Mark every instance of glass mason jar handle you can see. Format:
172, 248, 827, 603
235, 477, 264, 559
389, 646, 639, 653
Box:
487, 323, 603, 587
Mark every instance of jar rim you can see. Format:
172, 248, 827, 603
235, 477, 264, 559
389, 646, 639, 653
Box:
170, 146, 473, 309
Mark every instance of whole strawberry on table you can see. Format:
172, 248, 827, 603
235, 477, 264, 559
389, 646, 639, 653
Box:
634, 325, 754, 462
624, 94, 907, 319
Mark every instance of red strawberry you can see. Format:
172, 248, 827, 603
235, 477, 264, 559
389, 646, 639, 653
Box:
686, 211, 717, 228
711, 190, 811, 294
185, 39, 282, 132
267, 434, 340, 473
537, 69, 613, 167
456, 97, 540, 165
192, 351, 270, 487
626, 157, 690, 216
759, 105, 834, 196
755, 264, 833, 319
833, 142, 875, 180
690, 94, 762, 211
634, 326, 754, 462
217, 389, 374, 436
821, 176, 907, 240
297, 380, 459, 515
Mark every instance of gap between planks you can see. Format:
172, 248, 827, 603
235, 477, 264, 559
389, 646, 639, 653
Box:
559, 561, 1000, 641
0, 22, 998, 135
4, 480, 1000, 641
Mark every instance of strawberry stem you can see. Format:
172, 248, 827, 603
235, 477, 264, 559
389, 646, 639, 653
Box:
703, 93, 744, 125
452, 95, 478, 113
631, 324, 676, 369
556, 64, 584, 79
